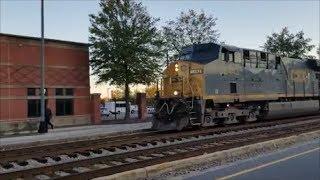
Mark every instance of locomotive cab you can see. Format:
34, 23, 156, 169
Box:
153, 43, 221, 131
161, 42, 221, 99
153, 60, 205, 131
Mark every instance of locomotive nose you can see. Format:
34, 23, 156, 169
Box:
162, 61, 203, 98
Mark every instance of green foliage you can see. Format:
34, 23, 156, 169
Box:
100, 98, 107, 105
89, 0, 164, 119
163, 9, 219, 56
89, 0, 163, 86
263, 27, 314, 59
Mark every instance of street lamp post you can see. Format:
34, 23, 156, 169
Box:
39, 0, 46, 133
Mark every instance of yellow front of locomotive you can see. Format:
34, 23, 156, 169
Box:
161, 61, 204, 99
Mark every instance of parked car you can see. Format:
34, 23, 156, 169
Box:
100, 106, 110, 116
131, 105, 138, 114
101, 101, 137, 115
147, 106, 155, 114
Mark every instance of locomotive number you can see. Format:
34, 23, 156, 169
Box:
190, 69, 203, 74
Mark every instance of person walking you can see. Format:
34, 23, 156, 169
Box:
45, 106, 54, 129
38, 101, 54, 133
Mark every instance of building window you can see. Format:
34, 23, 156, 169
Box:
27, 88, 36, 96
27, 88, 47, 96
56, 99, 74, 116
56, 88, 64, 96
116, 103, 126, 108
28, 99, 40, 117
66, 88, 74, 96
27, 88, 47, 117
55, 88, 74, 116
56, 88, 74, 96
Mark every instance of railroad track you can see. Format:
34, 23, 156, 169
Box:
1, 116, 320, 179
1, 115, 319, 162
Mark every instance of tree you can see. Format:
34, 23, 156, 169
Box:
89, 0, 164, 120
145, 84, 158, 99
263, 27, 315, 59
317, 45, 320, 59
111, 88, 124, 100
163, 9, 219, 57
100, 97, 107, 105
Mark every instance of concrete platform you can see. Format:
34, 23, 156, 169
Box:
0, 121, 152, 150
93, 130, 320, 180
184, 138, 320, 180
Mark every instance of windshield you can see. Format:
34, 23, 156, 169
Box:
178, 43, 220, 64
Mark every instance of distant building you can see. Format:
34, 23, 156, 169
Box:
0, 33, 101, 135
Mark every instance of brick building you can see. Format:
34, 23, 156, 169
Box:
0, 33, 100, 135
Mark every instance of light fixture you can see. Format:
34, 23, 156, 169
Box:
173, 90, 179, 96
174, 64, 179, 72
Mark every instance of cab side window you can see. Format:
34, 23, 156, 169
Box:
260, 52, 267, 61
221, 48, 235, 62
243, 50, 250, 67
275, 56, 281, 69
257, 52, 267, 69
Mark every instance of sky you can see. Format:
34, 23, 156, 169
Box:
1, 0, 319, 97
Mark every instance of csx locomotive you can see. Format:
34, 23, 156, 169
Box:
153, 43, 320, 131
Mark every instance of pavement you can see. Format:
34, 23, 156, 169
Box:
101, 112, 153, 121
0, 121, 152, 149
182, 139, 320, 180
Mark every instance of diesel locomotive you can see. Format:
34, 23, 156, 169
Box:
153, 43, 320, 131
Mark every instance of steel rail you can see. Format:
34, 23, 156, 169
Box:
1, 115, 320, 166
1, 114, 319, 165
1, 118, 319, 179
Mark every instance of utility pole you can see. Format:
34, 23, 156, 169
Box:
39, 0, 46, 132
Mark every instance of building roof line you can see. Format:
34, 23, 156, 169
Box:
0, 33, 90, 47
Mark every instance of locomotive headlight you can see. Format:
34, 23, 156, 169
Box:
173, 90, 179, 96
175, 64, 179, 72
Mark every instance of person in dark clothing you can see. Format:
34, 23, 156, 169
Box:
45, 107, 54, 129
38, 120, 47, 133
38, 101, 53, 133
